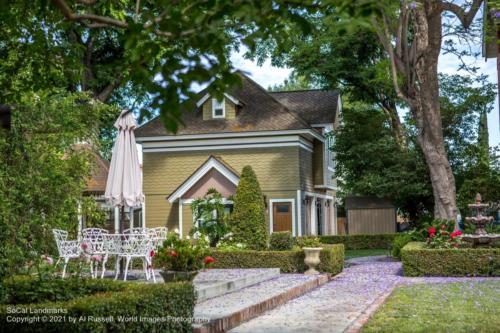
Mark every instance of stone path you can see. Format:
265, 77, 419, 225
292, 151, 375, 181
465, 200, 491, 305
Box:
230, 256, 500, 333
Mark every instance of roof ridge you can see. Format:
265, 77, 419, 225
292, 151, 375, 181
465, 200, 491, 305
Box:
269, 88, 337, 93
235, 71, 313, 129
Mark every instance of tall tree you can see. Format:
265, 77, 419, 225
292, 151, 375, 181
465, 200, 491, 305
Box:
337, 0, 485, 222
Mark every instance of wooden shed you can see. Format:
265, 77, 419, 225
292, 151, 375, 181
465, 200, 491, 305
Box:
345, 196, 396, 234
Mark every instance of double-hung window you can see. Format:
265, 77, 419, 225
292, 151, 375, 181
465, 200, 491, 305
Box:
212, 98, 225, 118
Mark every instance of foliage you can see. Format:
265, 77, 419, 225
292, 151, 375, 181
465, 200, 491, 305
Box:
391, 233, 416, 259
361, 281, 500, 333
345, 249, 389, 259
80, 196, 107, 229
269, 231, 294, 251
294, 236, 321, 248
268, 72, 314, 92
190, 188, 231, 247
230, 166, 268, 250
333, 101, 433, 219
209, 245, 344, 274
301, 234, 398, 250
157, 232, 209, 272
0, 276, 195, 333
401, 242, 500, 277
0, 91, 115, 282
0, 0, 320, 135
424, 220, 463, 249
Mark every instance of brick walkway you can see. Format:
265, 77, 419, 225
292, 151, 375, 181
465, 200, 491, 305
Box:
230, 256, 500, 333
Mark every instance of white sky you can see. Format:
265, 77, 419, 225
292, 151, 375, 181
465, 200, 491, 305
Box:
229, 48, 499, 147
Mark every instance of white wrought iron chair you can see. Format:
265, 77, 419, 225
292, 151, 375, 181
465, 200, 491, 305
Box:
123, 227, 148, 235
101, 234, 123, 279
52, 229, 81, 278
147, 227, 168, 250
81, 228, 109, 278
114, 234, 155, 282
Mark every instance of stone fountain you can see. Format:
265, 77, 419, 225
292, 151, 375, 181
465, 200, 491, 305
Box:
462, 193, 500, 247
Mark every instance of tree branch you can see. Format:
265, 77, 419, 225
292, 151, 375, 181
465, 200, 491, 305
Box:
51, 0, 129, 28
96, 74, 122, 102
441, 0, 484, 29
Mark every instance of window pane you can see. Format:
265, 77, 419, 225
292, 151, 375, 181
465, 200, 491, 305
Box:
276, 204, 289, 213
214, 108, 224, 116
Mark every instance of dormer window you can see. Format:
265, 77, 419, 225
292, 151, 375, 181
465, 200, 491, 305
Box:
212, 98, 225, 118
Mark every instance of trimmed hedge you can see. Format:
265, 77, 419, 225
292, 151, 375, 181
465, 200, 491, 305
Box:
297, 234, 397, 250
1, 276, 195, 332
209, 244, 344, 275
269, 231, 294, 251
401, 242, 500, 277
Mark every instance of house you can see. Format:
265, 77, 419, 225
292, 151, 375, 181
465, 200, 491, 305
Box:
135, 71, 341, 237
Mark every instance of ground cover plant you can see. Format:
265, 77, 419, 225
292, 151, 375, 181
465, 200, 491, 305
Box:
361, 281, 500, 333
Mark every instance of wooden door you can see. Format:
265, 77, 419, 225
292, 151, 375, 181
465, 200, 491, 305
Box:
273, 202, 292, 232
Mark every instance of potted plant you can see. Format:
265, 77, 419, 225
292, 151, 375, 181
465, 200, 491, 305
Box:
297, 237, 323, 275
157, 232, 214, 282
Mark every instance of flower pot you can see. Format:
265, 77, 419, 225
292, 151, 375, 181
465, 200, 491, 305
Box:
303, 247, 322, 275
160, 270, 199, 282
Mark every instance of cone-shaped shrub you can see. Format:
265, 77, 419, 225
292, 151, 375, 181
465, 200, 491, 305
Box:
230, 165, 268, 250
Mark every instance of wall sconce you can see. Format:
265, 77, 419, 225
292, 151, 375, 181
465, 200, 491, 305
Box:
302, 197, 310, 205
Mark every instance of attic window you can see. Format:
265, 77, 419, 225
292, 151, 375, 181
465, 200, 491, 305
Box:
212, 98, 225, 118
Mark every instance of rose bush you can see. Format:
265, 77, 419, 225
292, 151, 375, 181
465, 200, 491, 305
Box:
425, 219, 462, 249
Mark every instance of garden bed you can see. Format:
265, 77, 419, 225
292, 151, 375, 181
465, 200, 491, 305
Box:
401, 242, 500, 277
0, 276, 195, 332
208, 245, 344, 275
297, 234, 397, 250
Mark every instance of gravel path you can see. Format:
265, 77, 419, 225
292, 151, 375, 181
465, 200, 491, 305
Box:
230, 256, 500, 333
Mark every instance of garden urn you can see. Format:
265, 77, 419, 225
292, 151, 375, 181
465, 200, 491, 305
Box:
303, 247, 322, 275
160, 270, 199, 282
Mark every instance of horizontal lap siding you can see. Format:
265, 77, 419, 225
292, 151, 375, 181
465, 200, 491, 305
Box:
143, 147, 301, 235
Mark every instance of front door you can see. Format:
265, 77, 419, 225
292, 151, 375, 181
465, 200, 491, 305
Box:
273, 202, 292, 232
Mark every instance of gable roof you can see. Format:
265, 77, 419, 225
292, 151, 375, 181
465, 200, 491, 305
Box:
269, 90, 340, 124
136, 71, 338, 137
167, 156, 239, 203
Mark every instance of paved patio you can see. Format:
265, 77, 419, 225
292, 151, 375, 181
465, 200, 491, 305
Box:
230, 256, 500, 333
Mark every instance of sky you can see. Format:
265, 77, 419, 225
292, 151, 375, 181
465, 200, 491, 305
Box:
228, 47, 500, 147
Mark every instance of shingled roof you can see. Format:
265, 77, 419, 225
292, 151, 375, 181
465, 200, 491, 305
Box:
269, 90, 340, 124
136, 71, 339, 137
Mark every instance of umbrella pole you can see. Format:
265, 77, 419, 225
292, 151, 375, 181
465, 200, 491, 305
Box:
119, 206, 125, 277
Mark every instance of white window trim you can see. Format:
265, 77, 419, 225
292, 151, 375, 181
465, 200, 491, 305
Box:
212, 98, 226, 118
196, 93, 240, 108
269, 199, 296, 237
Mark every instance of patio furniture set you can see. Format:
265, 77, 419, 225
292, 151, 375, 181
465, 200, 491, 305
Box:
52, 227, 167, 282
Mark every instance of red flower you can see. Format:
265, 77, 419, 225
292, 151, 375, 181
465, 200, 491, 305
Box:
81, 243, 88, 251
428, 227, 436, 235
150, 250, 155, 257
168, 250, 178, 257
450, 230, 462, 239
204, 256, 215, 265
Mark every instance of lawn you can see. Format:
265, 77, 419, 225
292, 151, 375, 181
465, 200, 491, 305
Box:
345, 248, 389, 259
361, 281, 500, 333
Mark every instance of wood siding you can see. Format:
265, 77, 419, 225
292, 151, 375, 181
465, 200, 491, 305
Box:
347, 208, 396, 235
202, 98, 236, 120
143, 148, 301, 235
299, 147, 314, 191
313, 140, 324, 186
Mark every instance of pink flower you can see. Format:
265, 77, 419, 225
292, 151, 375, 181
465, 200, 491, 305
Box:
81, 243, 88, 251
168, 250, 178, 257
91, 255, 102, 262
150, 250, 155, 257
41, 254, 54, 265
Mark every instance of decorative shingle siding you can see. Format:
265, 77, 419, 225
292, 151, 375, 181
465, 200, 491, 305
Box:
299, 147, 314, 192
143, 147, 303, 233
201, 98, 237, 120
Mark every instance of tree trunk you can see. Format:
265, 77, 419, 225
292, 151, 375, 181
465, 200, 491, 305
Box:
381, 100, 406, 149
412, 3, 458, 222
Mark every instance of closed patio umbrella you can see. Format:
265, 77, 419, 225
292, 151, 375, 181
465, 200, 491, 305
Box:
105, 109, 144, 233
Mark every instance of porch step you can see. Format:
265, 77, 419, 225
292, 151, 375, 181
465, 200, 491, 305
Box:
193, 274, 329, 333
195, 268, 280, 302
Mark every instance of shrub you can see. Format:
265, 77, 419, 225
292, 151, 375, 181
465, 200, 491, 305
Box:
295, 236, 321, 248
0, 276, 195, 332
269, 231, 294, 251
209, 245, 344, 275
157, 232, 209, 271
229, 165, 268, 250
298, 234, 397, 250
391, 233, 414, 259
190, 188, 230, 247
401, 242, 500, 277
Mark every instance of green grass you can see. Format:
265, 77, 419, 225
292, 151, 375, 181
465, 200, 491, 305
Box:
361, 281, 500, 333
345, 248, 389, 259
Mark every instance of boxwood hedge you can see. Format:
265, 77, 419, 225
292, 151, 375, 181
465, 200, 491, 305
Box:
0, 276, 195, 332
297, 234, 397, 250
209, 244, 344, 275
401, 242, 500, 277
